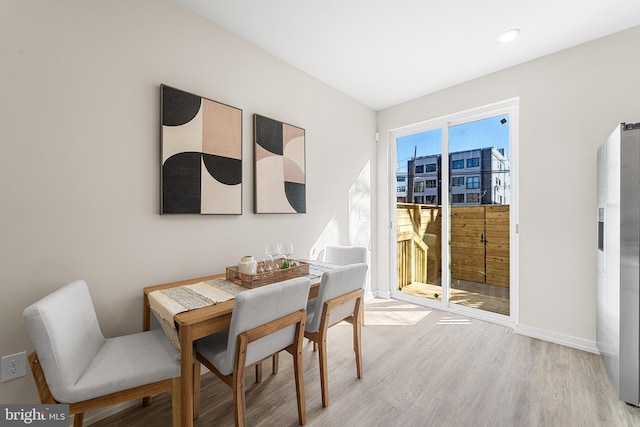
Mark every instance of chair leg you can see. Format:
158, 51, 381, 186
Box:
272, 352, 279, 374
233, 364, 247, 427
73, 413, 84, 427
193, 360, 201, 420
142, 396, 152, 407
171, 377, 181, 427
293, 345, 307, 425
353, 314, 363, 379
231, 352, 248, 427
255, 361, 263, 383
318, 338, 329, 408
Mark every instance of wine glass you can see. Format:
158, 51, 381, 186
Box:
281, 243, 294, 265
266, 243, 281, 270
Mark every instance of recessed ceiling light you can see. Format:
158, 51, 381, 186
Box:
498, 29, 520, 43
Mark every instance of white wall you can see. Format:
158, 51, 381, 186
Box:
0, 0, 375, 404
376, 25, 640, 350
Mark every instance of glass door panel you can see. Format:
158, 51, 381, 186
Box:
448, 115, 510, 316
395, 129, 443, 302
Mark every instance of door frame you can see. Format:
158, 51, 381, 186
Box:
388, 98, 519, 327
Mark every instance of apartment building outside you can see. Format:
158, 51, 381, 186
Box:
397, 147, 510, 205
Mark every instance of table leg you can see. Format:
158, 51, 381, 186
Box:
179, 325, 194, 427
142, 294, 152, 406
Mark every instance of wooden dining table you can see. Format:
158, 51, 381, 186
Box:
142, 272, 321, 427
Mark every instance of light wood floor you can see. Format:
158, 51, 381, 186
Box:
91, 299, 640, 427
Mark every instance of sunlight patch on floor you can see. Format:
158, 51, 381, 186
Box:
363, 299, 432, 326
437, 315, 472, 325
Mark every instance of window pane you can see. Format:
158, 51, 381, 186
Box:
448, 114, 511, 317
467, 176, 480, 189
467, 193, 480, 202
396, 128, 443, 302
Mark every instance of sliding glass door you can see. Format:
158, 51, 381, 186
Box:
390, 100, 517, 322
448, 117, 511, 316
395, 128, 443, 302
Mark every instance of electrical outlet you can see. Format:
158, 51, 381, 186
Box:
1, 351, 27, 382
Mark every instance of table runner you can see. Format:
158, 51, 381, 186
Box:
305, 260, 336, 278
149, 279, 245, 348
149, 263, 335, 348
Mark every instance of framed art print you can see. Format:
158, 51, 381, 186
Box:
254, 114, 306, 214
160, 85, 242, 214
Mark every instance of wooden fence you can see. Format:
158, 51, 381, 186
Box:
397, 204, 441, 288
397, 203, 510, 289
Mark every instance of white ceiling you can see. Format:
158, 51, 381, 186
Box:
176, 0, 640, 111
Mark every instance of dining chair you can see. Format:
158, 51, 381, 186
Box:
193, 277, 311, 427
324, 245, 367, 265
23, 280, 181, 427
304, 263, 368, 407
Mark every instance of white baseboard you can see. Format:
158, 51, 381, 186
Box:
372, 289, 391, 299
515, 323, 599, 354
364, 290, 378, 300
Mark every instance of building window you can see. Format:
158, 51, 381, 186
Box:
467, 176, 480, 189
452, 177, 464, 186
425, 195, 436, 204
425, 163, 437, 172
452, 194, 464, 203
467, 157, 479, 167
397, 185, 406, 193
397, 176, 406, 182
414, 181, 425, 192
452, 160, 464, 169
425, 179, 437, 188
415, 165, 424, 173
467, 193, 480, 203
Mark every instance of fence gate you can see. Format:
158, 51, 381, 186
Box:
450, 205, 509, 287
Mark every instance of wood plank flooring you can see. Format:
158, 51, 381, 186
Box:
90, 299, 640, 427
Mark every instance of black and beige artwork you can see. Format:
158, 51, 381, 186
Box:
254, 114, 306, 214
161, 85, 242, 214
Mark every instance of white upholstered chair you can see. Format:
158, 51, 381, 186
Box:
193, 277, 311, 427
304, 263, 368, 407
23, 280, 181, 427
323, 245, 367, 266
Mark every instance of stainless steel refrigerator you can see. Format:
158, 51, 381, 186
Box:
597, 122, 640, 406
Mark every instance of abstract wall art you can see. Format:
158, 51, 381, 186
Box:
161, 85, 242, 214
254, 114, 306, 214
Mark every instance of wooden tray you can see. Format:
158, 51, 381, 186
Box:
226, 260, 310, 289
